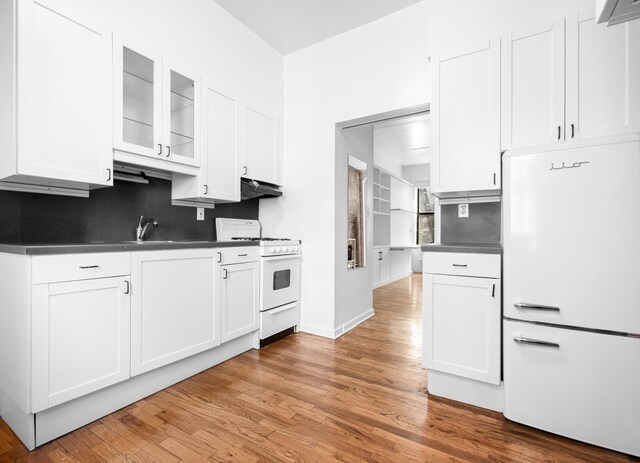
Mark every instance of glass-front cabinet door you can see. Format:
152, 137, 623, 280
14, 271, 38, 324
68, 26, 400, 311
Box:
163, 65, 199, 166
113, 37, 200, 168
113, 38, 163, 158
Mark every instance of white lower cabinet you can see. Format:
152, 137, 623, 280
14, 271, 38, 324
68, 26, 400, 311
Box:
423, 252, 502, 408
373, 247, 390, 288
216, 248, 260, 343
424, 273, 501, 384
32, 276, 130, 413
130, 250, 218, 376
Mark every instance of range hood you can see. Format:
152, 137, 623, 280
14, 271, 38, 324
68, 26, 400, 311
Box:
241, 178, 282, 200
597, 0, 640, 26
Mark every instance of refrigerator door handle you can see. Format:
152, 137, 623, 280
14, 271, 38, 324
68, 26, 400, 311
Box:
514, 302, 560, 312
513, 335, 560, 349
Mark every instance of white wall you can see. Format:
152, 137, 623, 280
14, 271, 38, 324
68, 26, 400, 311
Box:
374, 153, 403, 178
402, 164, 430, 188
55, 0, 284, 116
260, 2, 429, 337
334, 126, 374, 334
261, 0, 594, 338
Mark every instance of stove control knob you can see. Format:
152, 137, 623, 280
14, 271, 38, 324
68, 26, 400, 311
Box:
275, 247, 282, 253
268, 247, 276, 254
293, 246, 299, 252
286, 247, 293, 252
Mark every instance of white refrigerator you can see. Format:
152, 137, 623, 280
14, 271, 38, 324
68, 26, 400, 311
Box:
503, 134, 640, 457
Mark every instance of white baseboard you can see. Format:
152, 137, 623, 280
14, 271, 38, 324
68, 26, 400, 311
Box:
333, 309, 375, 339
0, 388, 35, 450
374, 271, 415, 289
298, 323, 336, 339
427, 369, 504, 412
1, 333, 256, 450
299, 309, 375, 340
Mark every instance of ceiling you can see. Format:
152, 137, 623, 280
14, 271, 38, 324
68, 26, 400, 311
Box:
374, 113, 430, 167
213, 0, 424, 55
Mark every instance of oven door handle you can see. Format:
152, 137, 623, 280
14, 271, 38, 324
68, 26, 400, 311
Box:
263, 254, 301, 262
264, 302, 297, 315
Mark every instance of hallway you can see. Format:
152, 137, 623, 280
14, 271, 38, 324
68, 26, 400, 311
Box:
1, 274, 636, 462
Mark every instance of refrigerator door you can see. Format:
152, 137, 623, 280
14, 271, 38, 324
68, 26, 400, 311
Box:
503, 135, 640, 334
504, 319, 640, 457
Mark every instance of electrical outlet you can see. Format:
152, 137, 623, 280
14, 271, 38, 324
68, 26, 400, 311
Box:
197, 207, 205, 221
458, 203, 469, 218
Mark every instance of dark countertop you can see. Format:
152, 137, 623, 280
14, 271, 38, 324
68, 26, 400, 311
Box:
421, 243, 502, 254
0, 240, 259, 256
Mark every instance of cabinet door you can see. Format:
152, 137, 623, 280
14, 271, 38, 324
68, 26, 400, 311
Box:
219, 262, 259, 343
501, 19, 565, 149
31, 277, 130, 412
202, 82, 241, 201
431, 39, 501, 194
566, 10, 640, 140
243, 106, 280, 185
131, 250, 217, 376
372, 249, 382, 286
379, 248, 390, 284
17, 0, 113, 186
163, 62, 200, 167
113, 37, 163, 159
423, 274, 501, 385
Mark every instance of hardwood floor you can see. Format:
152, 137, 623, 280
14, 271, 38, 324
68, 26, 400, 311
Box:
1, 273, 638, 462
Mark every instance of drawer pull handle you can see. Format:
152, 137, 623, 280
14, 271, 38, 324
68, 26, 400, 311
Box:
557, 125, 561, 140
124, 280, 130, 295
514, 302, 559, 312
157, 143, 163, 156
166, 145, 171, 157
223, 268, 228, 279
268, 304, 296, 315
238, 253, 248, 257
452, 264, 467, 268
492, 283, 496, 298
216, 252, 222, 263
514, 335, 559, 349
79, 265, 100, 269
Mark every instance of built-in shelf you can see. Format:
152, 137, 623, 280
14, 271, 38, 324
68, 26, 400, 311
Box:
373, 167, 392, 246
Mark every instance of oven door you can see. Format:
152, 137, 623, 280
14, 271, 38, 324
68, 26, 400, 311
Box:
261, 255, 300, 311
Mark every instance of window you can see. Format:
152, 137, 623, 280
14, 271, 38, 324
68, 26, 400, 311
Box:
417, 187, 434, 244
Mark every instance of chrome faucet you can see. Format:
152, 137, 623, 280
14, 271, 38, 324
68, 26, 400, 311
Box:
136, 216, 158, 242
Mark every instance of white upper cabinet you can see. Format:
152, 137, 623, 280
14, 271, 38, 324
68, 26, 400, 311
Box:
243, 105, 281, 186
113, 36, 200, 174
501, 19, 565, 149
431, 39, 501, 196
172, 81, 241, 205
0, 0, 113, 189
502, 10, 640, 150
565, 10, 640, 140
390, 177, 416, 212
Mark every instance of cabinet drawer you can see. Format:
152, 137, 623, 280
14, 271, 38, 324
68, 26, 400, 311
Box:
260, 302, 299, 339
215, 247, 259, 265
32, 253, 131, 284
423, 252, 500, 278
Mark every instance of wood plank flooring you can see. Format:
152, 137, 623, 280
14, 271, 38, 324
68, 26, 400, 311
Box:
1, 273, 638, 462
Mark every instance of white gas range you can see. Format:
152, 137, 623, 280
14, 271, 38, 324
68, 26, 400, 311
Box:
216, 218, 301, 344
